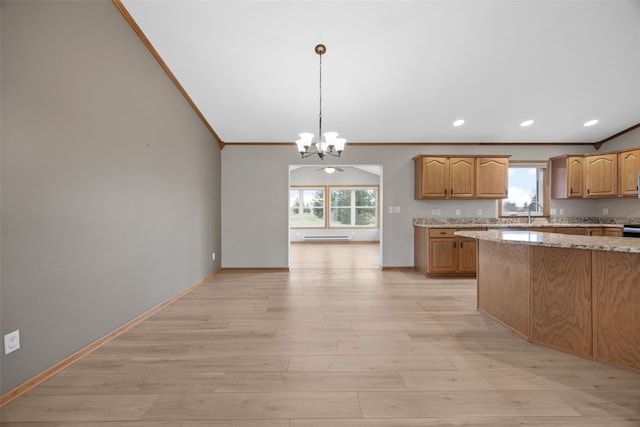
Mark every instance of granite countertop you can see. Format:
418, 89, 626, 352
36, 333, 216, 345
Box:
455, 229, 640, 253
412, 217, 629, 229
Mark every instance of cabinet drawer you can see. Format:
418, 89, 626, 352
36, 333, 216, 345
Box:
429, 228, 456, 238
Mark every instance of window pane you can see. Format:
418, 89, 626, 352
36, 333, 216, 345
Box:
330, 207, 352, 226
356, 207, 376, 225
331, 189, 351, 207
355, 189, 376, 207
503, 167, 543, 215
290, 188, 325, 227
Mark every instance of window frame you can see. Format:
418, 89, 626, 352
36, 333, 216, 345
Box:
498, 161, 550, 218
289, 184, 380, 229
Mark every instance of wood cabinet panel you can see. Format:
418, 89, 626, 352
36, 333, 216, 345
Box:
415, 227, 480, 277
449, 157, 475, 198
592, 251, 640, 370
477, 241, 530, 338
429, 238, 457, 273
550, 156, 583, 198
416, 157, 448, 198
585, 153, 618, 197
414, 155, 508, 199
530, 246, 592, 357
413, 227, 429, 276
475, 157, 508, 198
618, 149, 640, 197
604, 228, 623, 237
457, 238, 477, 273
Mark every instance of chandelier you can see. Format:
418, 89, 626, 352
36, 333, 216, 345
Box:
295, 44, 346, 159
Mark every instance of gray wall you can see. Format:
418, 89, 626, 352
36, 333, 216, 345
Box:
222, 143, 601, 269
1, 1, 221, 393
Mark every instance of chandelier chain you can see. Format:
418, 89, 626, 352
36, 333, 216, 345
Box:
318, 50, 322, 143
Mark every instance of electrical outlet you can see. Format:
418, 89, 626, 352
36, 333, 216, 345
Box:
388, 206, 393, 213
431, 209, 436, 215
4, 330, 20, 355
559, 208, 565, 216
435, 209, 441, 216
394, 206, 401, 213
212, 252, 216, 261
477, 209, 483, 216
455, 209, 461, 216
603, 208, 609, 215
550, 208, 557, 215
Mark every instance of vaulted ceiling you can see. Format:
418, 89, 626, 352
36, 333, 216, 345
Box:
119, 0, 640, 145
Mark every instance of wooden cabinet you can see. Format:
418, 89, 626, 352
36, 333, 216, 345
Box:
476, 157, 509, 198
413, 155, 508, 200
618, 149, 640, 197
413, 156, 474, 199
414, 228, 479, 277
550, 155, 584, 198
584, 153, 618, 198
604, 228, 623, 237
458, 237, 478, 273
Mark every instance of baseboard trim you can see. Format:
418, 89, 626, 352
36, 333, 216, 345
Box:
221, 267, 290, 272
0, 269, 221, 407
381, 266, 415, 271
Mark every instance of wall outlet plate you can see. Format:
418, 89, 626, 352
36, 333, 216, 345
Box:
4, 330, 20, 355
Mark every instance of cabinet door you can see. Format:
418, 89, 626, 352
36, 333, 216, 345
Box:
476, 157, 509, 198
419, 157, 449, 198
558, 227, 587, 235
551, 156, 583, 199
587, 227, 604, 236
428, 238, 457, 273
604, 228, 623, 237
458, 237, 477, 274
449, 157, 475, 198
585, 154, 618, 197
618, 149, 640, 197
567, 156, 584, 198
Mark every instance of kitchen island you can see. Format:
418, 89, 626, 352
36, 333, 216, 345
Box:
456, 229, 640, 372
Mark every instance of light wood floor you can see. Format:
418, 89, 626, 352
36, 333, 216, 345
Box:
290, 242, 380, 270
2, 245, 640, 425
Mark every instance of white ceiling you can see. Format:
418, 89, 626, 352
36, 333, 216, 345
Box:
121, 0, 640, 144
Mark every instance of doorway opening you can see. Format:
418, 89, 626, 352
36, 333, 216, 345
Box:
288, 164, 382, 269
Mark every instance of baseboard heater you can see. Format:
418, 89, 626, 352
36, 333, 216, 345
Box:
303, 235, 350, 241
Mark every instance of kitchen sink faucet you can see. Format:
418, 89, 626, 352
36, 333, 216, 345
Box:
528, 202, 543, 224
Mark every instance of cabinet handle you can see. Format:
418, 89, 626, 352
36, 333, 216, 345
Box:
460, 241, 463, 248
444, 188, 448, 196
453, 241, 456, 248
450, 188, 453, 195
439, 231, 447, 235
587, 188, 590, 195
570, 187, 573, 193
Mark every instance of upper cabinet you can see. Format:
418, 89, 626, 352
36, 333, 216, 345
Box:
584, 153, 618, 198
413, 155, 508, 200
476, 157, 509, 198
550, 155, 584, 199
618, 149, 640, 197
413, 156, 475, 199
551, 146, 640, 200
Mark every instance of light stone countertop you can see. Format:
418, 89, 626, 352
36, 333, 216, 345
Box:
412, 217, 627, 229
455, 229, 640, 253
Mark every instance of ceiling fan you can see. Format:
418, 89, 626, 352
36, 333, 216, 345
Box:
318, 166, 344, 174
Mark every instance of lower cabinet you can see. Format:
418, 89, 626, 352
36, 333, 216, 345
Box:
414, 227, 479, 277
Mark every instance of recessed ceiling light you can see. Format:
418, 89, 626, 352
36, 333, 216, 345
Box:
453, 119, 465, 127
584, 119, 599, 127
520, 120, 534, 127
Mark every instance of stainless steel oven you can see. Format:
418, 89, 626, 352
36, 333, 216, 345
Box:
623, 225, 640, 238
